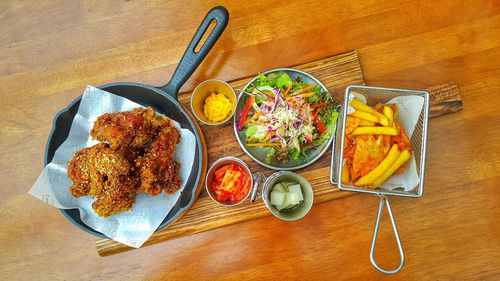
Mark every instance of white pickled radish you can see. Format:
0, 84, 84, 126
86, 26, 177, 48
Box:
270, 191, 286, 206
273, 183, 287, 193
284, 192, 300, 206
287, 184, 303, 201
276, 202, 288, 211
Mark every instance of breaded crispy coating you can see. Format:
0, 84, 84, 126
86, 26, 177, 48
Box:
92, 175, 137, 217
67, 148, 94, 197
90, 107, 165, 149
68, 143, 129, 197
68, 107, 182, 217
136, 125, 181, 195
68, 143, 133, 207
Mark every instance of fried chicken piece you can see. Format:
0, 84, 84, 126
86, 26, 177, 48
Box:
90, 107, 166, 149
136, 125, 181, 195
68, 143, 131, 199
68, 144, 103, 198
69, 107, 182, 217
67, 147, 95, 197
92, 175, 137, 217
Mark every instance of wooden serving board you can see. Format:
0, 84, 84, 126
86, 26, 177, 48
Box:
95, 51, 463, 256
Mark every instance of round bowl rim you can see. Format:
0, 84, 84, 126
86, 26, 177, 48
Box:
190, 79, 237, 126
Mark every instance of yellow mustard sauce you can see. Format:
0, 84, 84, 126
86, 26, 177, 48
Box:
204, 93, 232, 122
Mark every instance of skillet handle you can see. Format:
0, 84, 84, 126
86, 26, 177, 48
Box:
160, 6, 229, 98
370, 195, 405, 274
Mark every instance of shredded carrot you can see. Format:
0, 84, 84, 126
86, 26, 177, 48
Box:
283, 86, 292, 97
298, 92, 315, 98
264, 91, 276, 98
244, 112, 263, 125
247, 142, 281, 147
261, 130, 275, 142
290, 84, 316, 96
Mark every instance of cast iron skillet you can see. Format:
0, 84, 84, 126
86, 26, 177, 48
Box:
45, 6, 229, 238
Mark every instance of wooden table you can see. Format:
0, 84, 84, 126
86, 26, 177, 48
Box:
1, 0, 499, 280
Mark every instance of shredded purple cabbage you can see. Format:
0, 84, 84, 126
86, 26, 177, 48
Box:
293, 119, 302, 129
270, 92, 281, 113
260, 104, 272, 113
289, 124, 303, 141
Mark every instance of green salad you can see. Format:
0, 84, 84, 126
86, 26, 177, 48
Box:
237, 72, 338, 163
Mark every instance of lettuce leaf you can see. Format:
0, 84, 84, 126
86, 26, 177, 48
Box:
289, 148, 300, 160
271, 73, 293, 88
265, 148, 276, 163
254, 73, 268, 86
245, 124, 257, 138
254, 95, 267, 105
326, 111, 339, 136
313, 111, 339, 146
253, 72, 293, 89
246, 125, 267, 141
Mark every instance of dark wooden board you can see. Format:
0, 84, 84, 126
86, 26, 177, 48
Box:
95, 51, 462, 256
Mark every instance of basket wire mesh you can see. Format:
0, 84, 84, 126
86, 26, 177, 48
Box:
330, 85, 430, 274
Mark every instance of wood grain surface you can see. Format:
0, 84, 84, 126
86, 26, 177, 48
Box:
95, 50, 366, 256
95, 52, 464, 257
1, 0, 500, 280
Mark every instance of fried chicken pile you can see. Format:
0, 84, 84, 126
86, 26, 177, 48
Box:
67, 107, 181, 217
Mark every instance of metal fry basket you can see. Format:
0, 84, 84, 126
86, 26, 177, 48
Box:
330, 85, 430, 274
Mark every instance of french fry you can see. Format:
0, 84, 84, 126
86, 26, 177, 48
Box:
349, 110, 378, 123
341, 163, 350, 185
346, 116, 359, 123
391, 104, 399, 121
352, 126, 399, 136
358, 119, 376, 126
374, 103, 384, 112
355, 144, 400, 186
371, 149, 412, 187
383, 106, 394, 127
350, 98, 375, 113
350, 98, 389, 126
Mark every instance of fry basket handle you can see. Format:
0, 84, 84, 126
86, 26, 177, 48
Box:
370, 195, 405, 274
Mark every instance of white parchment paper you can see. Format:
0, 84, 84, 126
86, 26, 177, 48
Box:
29, 86, 195, 248
348, 93, 424, 191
